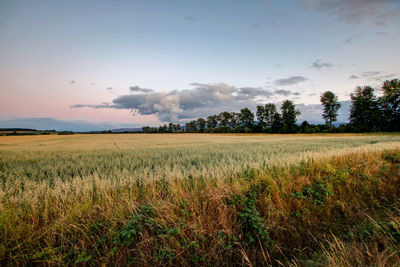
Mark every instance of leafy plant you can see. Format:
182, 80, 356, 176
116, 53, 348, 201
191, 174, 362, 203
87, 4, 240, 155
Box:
190, 252, 210, 264
293, 179, 333, 206
227, 191, 271, 247
155, 248, 175, 262
75, 251, 92, 264
217, 230, 238, 250
113, 204, 158, 247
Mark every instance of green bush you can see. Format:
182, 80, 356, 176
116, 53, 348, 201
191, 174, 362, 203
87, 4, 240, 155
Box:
293, 178, 333, 206
227, 191, 271, 247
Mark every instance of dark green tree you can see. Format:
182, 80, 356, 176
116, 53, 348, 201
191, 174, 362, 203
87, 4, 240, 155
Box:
184, 123, 191, 132
173, 124, 181, 132
228, 112, 240, 129
256, 105, 266, 129
281, 100, 300, 133
300, 121, 313, 133
168, 123, 174, 132
381, 79, 400, 131
349, 86, 382, 132
159, 124, 168, 133
320, 91, 341, 129
264, 103, 277, 131
185, 121, 197, 132
190, 121, 197, 131
206, 115, 218, 129
270, 112, 282, 133
142, 126, 151, 133
196, 118, 206, 132
218, 112, 232, 127
239, 108, 255, 128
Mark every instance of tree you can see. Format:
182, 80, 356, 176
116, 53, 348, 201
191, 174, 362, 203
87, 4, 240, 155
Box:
218, 112, 232, 127
264, 103, 277, 131
185, 121, 197, 132
239, 108, 254, 128
270, 112, 282, 133
381, 79, 400, 131
349, 86, 381, 132
256, 105, 266, 129
142, 126, 152, 133
300, 121, 313, 133
206, 115, 218, 129
168, 123, 174, 132
228, 112, 240, 129
159, 124, 168, 133
320, 91, 341, 129
173, 124, 181, 132
196, 118, 206, 132
185, 123, 190, 132
281, 100, 300, 133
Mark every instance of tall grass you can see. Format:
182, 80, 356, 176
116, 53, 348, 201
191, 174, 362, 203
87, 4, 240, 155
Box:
0, 134, 400, 265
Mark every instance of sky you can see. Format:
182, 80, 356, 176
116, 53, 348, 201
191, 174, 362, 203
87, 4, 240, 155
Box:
1, 0, 399, 131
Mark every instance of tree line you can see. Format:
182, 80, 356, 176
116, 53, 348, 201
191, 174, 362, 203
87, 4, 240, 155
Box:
142, 78, 400, 133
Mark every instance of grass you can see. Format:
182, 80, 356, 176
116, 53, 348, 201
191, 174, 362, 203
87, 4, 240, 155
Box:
1, 133, 400, 265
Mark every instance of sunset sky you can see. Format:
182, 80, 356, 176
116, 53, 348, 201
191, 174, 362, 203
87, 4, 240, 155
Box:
1, 0, 399, 131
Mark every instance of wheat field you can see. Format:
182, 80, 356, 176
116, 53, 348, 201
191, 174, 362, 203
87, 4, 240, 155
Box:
1, 133, 400, 265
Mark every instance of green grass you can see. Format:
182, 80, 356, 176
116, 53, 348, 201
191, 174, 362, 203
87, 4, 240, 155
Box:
1, 134, 400, 265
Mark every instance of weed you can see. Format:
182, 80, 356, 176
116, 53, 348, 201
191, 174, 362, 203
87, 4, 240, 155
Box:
227, 191, 271, 247
113, 204, 158, 247
293, 178, 333, 206
217, 230, 238, 250
190, 252, 210, 264
75, 251, 92, 264
383, 151, 400, 163
155, 248, 175, 262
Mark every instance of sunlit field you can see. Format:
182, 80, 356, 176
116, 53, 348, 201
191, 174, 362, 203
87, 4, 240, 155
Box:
1, 134, 400, 265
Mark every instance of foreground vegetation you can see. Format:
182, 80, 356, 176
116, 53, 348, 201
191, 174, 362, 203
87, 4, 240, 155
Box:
1, 134, 400, 266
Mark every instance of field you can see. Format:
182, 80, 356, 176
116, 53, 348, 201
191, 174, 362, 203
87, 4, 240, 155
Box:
1, 133, 400, 266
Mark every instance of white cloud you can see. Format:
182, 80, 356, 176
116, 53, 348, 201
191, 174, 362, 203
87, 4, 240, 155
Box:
72, 83, 301, 122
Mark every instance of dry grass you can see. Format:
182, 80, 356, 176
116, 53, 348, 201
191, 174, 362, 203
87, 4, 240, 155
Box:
0, 133, 391, 151
1, 133, 400, 265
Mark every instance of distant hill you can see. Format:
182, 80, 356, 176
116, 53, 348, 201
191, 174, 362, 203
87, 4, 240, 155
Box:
0, 128, 38, 131
111, 128, 142, 133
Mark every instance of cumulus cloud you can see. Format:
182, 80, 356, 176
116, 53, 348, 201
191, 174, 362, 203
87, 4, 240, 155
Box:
274, 76, 308, 86
303, 0, 399, 26
237, 87, 274, 98
129, 86, 154, 93
349, 75, 359, 79
72, 82, 301, 122
311, 60, 333, 69
106, 87, 113, 90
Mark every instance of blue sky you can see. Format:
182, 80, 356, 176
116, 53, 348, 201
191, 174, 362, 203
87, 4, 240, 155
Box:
1, 0, 399, 131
